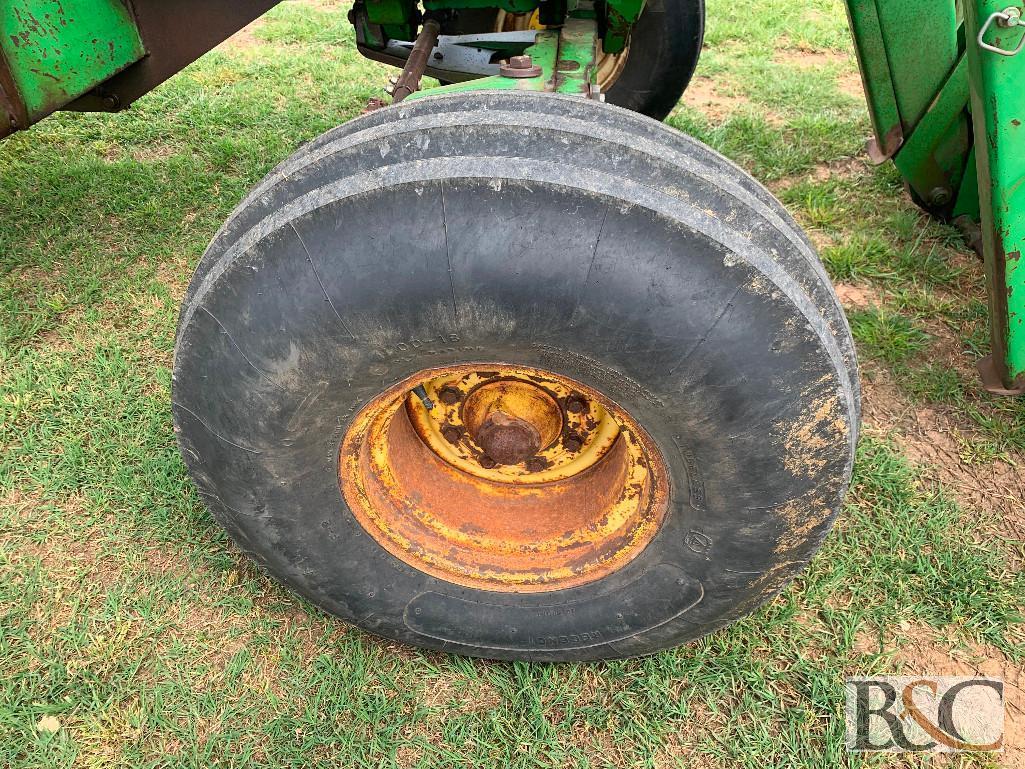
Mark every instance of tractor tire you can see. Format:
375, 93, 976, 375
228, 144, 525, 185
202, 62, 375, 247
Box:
174, 92, 858, 661
602, 0, 704, 120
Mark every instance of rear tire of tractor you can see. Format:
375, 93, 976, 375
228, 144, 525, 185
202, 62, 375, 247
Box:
174, 92, 858, 661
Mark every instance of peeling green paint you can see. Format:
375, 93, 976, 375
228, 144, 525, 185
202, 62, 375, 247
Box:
0, 0, 144, 121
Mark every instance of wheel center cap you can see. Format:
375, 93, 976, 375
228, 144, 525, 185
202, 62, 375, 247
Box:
474, 411, 541, 465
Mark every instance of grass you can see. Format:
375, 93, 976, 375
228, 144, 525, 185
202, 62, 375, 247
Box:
1, 0, 1023, 767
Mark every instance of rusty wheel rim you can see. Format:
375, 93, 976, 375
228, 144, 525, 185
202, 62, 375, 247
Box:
340, 364, 669, 592
494, 11, 629, 92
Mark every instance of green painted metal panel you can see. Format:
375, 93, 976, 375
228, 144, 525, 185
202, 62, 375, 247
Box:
365, 0, 418, 39
952, 146, 981, 221
843, 0, 959, 160
603, 0, 645, 54
876, 0, 958, 130
421, 0, 538, 12
0, 0, 145, 121
892, 55, 971, 208
964, 0, 1025, 387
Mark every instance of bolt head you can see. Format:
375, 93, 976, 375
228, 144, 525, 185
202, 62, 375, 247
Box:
509, 55, 533, 69
929, 186, 952, 206
563, 435, 583, 452
999, 6, 1022, 26
438, 386, 462, 405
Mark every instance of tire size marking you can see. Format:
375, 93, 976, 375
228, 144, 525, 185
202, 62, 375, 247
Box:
371, 333, 484, 363
672, 435, 707, 511
533, 630, 603, 647
530, 344, 666, 408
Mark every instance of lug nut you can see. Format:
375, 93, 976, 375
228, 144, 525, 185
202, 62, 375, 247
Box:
500, 54, 542, 78
438, 386, 462, 405
478, 454, 497, 469
929, 186, 952, 206
441, 425, 461, 444
564, 434, 583, 452
525, 456, 549, 472
565, 394, 587, 414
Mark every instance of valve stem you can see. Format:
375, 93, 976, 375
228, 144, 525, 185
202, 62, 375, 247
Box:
411, 384, 434, 410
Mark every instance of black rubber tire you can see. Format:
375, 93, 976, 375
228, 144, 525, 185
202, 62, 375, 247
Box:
603, 0, 704, 120
174, 92, 858, 661
183, 93, 860, 421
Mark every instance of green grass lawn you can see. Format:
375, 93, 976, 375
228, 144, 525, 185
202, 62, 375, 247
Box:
2, 1, 1023, 766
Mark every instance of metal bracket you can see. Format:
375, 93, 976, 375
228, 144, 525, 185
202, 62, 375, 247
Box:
978, 7, 1025, 56
370, 31, 538, 83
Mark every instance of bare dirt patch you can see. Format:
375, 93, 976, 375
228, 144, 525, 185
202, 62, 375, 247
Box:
682, 77, 778, 124
860, 369, 1025, 568
773, 48, 863, 100
155, 254, 193, 303
811, 156, 865, 182
131, 144, 180, 164
774, 48, 850, 69
837, 71, 865, 100
769, 155, 868, 195
217, 19, 264, 51
834, 282, 881, 310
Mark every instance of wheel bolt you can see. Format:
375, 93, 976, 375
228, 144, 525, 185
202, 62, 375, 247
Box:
441, 425, 461, 444
499, 54, 542, 78
478, 454, 497, 469
439, 386, 462, 405
525, 456, 548, 472
565, 394, 587, 414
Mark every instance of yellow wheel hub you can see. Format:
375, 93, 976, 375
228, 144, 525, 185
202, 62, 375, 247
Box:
339, 364, 668, 592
